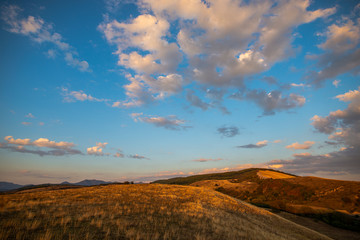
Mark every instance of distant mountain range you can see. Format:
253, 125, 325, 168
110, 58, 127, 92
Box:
0, 179, 116, 192
0, 182, 24, 192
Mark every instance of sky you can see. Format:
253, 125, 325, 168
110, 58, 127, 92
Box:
0, 0, 359, 184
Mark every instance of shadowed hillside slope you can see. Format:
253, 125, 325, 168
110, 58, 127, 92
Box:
0, 184, 330, 240
154, 168, 360, 231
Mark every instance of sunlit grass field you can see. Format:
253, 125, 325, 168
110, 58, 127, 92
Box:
0, 184, 331, 240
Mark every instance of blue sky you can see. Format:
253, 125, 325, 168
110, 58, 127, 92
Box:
0, 0, 359, 184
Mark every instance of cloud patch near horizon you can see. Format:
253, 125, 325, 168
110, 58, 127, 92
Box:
87, 142, 108, 156
128, 154, 149, 160
265, 88, 360, 177
0, 136, 82, 156
192, 158, 223, 163
237, 140, 268, 149
286, 141, 315, 150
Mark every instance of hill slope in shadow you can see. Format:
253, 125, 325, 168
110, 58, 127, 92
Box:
154, 168, 360, 231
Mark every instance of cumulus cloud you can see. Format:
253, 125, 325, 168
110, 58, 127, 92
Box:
311, 87, 360, 148
87, 142, 108, 156
1, 136, 81, 156
5, 136, 75, 149
308, 18, 360, 87
113, 74, 183, 108
99, 11, 183, 107
217, 126, 240, 138
269, 88, 360, 177
232, 89, 306, 115
237, 140, 268, 149
1, 5, 90, 72
142, 0, 333, 87
131, 113, 190, 130
286, 141, 315, 150
267, 147, 360, 176
61, 88, 107, 103
192, 158, 223, 162
98, 0, 334, 110
99, 13, 181, 74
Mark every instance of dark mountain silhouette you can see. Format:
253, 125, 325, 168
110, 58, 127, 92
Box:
1, 179, 117, 192
0, 182, 23, 191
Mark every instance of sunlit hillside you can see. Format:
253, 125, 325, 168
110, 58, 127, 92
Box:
257, 170, 296, 179
155, 168, 360, 231
0, 184, 331, 240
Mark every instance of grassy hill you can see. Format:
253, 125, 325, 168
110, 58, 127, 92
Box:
0, 184, 331, 240
154, 168, 360, 231
153, 168, 280, 185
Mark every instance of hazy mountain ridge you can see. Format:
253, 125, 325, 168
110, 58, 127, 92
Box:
0, 179, 118, 192
0, 182, 24, 191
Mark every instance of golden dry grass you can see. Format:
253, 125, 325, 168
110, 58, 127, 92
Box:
0, 184, 331, 240
257, 170, 296, 179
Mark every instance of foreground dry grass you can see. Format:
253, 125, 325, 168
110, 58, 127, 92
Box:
0, 184, 331, 240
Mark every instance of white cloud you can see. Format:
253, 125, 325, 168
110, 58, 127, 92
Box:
4, 136, 75, 149
87, 142, 108, 156
319, 18, 360, 53
113, 74, 183, 108
99, 0, 333, 111
286, 141, 315, 150
311, 87, 360, 148
1, 5, 90, 72
131, 113, 190, 130
5, 136, 31, 145
2, 136, 81, 156
61, 88, 106, 103
99, 13, 181, 74
309, 18, 360, 86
